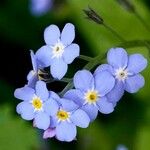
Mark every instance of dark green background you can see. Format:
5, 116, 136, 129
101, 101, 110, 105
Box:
0, 0, 150, 149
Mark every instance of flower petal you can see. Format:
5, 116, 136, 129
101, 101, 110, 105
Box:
95, 71, 115, 96
50, 58, 68, 80
125, 74, 145, 93
107, 80, 125, 103
59, 98, 79, 112
71, 109, 90, 128
30, 50, 38, 72
27, 74, 38, 89
34, 112, 50, 130
64, 89, 85, 106
35, 81, 49, 101
16, 102, 34, 120
73, 70, 94, 91
94, 64, 114, 76
96, 97, 114, 114
44, 98, 59, 116
61, 23, 75, 46
127, 54, 147, 74
56, 122, 76, 142
43, 128, 56, 139
44, 24, 60, 45
14, 86, 35, 101
63, 44, 79, 64
81, 104, 98, 122
36, 45, 52, 67
107, 48, 128, 68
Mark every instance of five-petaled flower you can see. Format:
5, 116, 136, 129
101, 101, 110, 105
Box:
64, 70, 115, 121
14, 81, 58, 130
95, 48, 147, 103
36, 23, 80, 80
43, 97, 90, 142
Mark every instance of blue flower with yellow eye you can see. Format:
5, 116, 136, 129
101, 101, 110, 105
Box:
36, 23, 80, 80
95, 48, 147, 103
14, 81, 59, 130
42, 97, 90, 142
64, 70, 115, 121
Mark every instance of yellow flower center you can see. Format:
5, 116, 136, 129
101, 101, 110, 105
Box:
32, 96, 43, 111
57, 110, 70, 121
84, 90, 99, 104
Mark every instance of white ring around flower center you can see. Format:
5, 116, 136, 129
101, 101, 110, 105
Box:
115, 68, 128, 81
57, 109, 71, 123
84, 90, 100, 105
30, 95, 43, 112
51, 41, 65, 58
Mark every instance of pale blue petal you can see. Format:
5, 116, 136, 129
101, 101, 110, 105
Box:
50, 58, 68, 80
63, 44, 79, 64
96, 97, 114, 114
17, 102, 34, 120
27, 74, 38, 89
44, 98, 59, 116
35, 81, 49, 101
14, 86, 35, 101
49, 91, 61, 104
61, 23, 75, 46
64, 89, 85, 106
107, 80, 124, 103
95, 71, 115, 96
50, 116, 57, 128
107, 48, 128, 68
34, 112, 50, 130
44, 24, 60, 45
81, 104, 98, 122
127, 54, 147, 74
73, 70, 94, 91
71, 109, 90, 128
43, 128, 56, 139
30, 50, 38, 72
94, 64, 114, 76
125, 74, 145, 93
56, 122, 76, 142
27, 70, 35, 81
36, 45, 52, 67
59, 98, 79, 111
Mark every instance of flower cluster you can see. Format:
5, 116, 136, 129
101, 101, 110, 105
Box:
14, 23, 147, 142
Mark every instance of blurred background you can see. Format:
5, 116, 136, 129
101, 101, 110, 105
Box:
0, 0, 150, 149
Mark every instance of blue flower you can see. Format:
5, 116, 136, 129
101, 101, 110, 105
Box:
95, 48, 147, 103
36, 23, 80, 79
116, 145, 128, 150
64, 70, 115, 121
27, 50, 41, 88
14, 81, 59, 130
29, 0, 53, 17
43, 97, 90, 142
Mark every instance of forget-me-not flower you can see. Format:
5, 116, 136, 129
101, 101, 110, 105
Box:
14, 81, 58, 130
95, 48, 147, 103
29, 0, 53, 17
27, 50, 41, 88
36, 23, 80, 80
116, 145, 128, 150
43, 97, 90, 142
64, 70, 115, 121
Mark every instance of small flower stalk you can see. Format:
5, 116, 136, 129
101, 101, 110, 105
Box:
14, 22, 147, 142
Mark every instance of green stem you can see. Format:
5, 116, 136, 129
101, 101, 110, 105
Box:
134, 11, 150, 33
103, 23, 126, 42
79, 55, 93, 61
